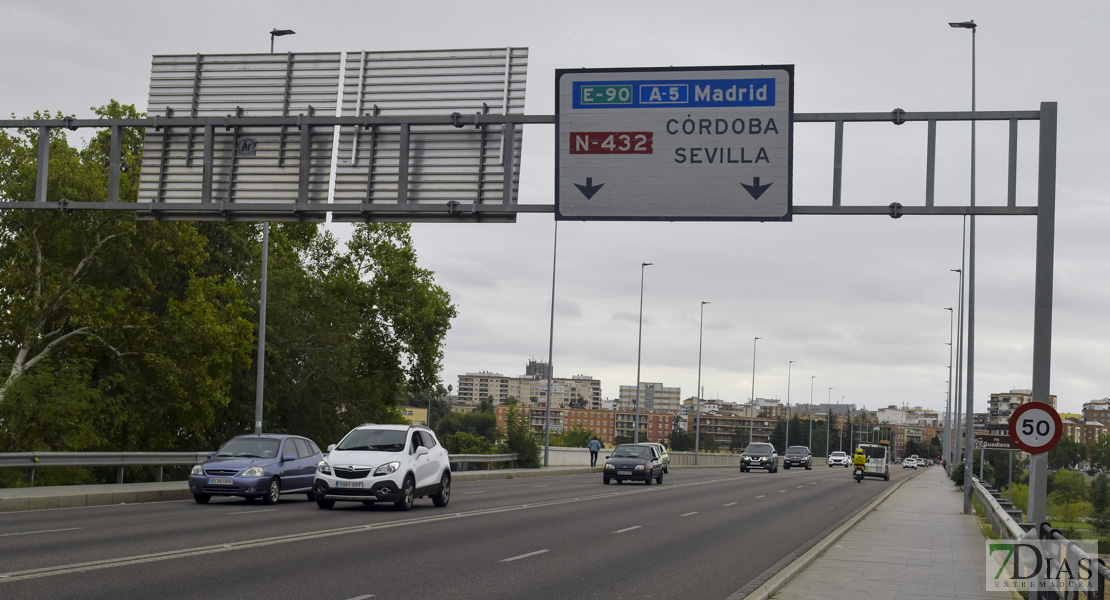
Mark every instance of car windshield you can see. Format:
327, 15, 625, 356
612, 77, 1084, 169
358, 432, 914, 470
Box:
786, 447, 807, 455
216, 438, 280, 458
831, 452, 847, 457
745, 444, 773, 454
611, 446, 650, 459
336, 429, 407, 452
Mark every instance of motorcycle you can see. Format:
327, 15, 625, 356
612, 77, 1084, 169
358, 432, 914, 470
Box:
853, 464, 865, 483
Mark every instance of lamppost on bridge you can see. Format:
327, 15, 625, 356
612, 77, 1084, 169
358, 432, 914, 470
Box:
809, 375, 816, 451
255, 27, 297, 435
784, 360, 794, 451
748, 337, 760, 444
634, 262, 652, 444
695, 301, 709, 464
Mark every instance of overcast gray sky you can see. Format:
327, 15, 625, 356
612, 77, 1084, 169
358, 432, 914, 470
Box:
3, 1, 1108, 417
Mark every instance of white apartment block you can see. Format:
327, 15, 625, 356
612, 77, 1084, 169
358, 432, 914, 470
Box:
456, 371, 602, 409
618, 382, 682, 415
990, 389, 1058, 425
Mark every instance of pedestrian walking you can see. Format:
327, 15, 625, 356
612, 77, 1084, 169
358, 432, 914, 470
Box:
588, 437, 602, 467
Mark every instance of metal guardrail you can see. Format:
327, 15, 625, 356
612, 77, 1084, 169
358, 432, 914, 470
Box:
0, 452, 212, 484
0, 451, 520, 485
972, 476, 1110, 599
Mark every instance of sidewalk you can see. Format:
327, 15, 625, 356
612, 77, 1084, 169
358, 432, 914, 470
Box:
0, 466, 600, 512
745, 466, 1007, 599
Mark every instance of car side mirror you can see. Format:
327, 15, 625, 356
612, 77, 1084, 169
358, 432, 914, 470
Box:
207, 452, 215, 459
282, 454, 296, 462
605, 455, 611, 459
327, 444, 337, 452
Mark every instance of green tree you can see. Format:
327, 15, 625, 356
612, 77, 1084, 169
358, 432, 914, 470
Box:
1091, 436, 1110, 471
552, 424, 594, 448
1048, 436, 1086, 471
730, 426, 750, 452
1048, 469, 1088, 530
700, 433, 720, 453
669, 428, 694, 452
613, 435, 633, 446
499, 404, 540, 468
1089, 474, 1110, 530
442, 431, 495, 454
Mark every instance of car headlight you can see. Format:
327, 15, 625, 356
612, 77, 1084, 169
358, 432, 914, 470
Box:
241, 466, 264, 477
604, 463, 614, 470
191, 465, 203, 476
317, 460, 331, 475
635, 464, 646, 470
374, 461, 401, 476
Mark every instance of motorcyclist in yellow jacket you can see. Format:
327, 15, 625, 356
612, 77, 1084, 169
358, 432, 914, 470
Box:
853, 448, 867, 469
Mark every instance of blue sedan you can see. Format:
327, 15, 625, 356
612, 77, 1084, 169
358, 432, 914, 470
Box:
188, 434, 324, 504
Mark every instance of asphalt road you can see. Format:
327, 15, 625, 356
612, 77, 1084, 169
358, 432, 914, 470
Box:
0, 465, 918, 599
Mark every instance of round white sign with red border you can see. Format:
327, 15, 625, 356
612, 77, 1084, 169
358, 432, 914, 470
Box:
1008, 402, 1062, 454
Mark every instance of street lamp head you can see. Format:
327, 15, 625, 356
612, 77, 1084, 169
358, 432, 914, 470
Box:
701, 300, 710, 306
948, 21, 976, 29
642, 262, 653, 267
950, 268, 962, 274
270, 28, 296, 36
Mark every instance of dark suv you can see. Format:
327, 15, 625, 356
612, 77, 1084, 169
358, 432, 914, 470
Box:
783, 446, 812, 470
740, 442, 778, 473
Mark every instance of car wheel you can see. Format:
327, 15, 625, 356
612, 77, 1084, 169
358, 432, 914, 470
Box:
314, 482, 334, 509
193, 493, 211, 504
307, 492, 316, 502
785, 464, 790, 469
395, 476, 415, 511
432, 473, 451, 507
806, 465, 811, 470
645, 473, 653, 485
603, 476, 611, 485
263, 478, 281, 505
656, 471, 663, 484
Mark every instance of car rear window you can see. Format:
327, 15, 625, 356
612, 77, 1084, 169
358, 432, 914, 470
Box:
745, 444, 773, 453
787, 447, 807, 455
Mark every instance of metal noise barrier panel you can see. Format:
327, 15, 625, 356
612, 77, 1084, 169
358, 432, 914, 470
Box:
137, 48, 528, 222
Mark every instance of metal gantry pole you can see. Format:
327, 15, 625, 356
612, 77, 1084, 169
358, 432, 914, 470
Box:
1026, 102, 1058, 524
695, 301, 709, 464
953, 266, 966, 462
634, 262, 652, 444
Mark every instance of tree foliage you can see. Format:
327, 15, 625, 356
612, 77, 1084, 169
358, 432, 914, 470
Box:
0, 103, 456, 466
499, 404, 540, 468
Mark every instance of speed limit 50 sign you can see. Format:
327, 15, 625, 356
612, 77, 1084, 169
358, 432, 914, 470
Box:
1008, 402, 1063, 454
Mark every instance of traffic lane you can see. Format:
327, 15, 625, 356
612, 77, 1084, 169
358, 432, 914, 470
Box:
0, 468, 912, 599
0, 469, 733, 573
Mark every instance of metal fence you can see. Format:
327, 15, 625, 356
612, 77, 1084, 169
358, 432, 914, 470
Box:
972, 476, 1110, 599
0, 451, 518, 485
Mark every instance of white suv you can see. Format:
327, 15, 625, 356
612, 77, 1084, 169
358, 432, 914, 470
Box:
313, 424, 451, 511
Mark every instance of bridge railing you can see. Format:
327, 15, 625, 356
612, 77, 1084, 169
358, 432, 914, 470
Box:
0, 451, 519, 485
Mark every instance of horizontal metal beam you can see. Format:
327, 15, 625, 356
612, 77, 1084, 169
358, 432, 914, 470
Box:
0, 451, 211, 468
0, 108, 1041, 131
0, 201, 1038, 218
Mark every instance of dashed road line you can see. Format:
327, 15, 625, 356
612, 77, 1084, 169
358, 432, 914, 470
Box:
680, 512, 698, 517
228, 509, 278, 515
0, 528, 81, 538
723, 502, 737, 507
613, 526, 642, 534
500, 549, 549, 563
755, 495, 765, 499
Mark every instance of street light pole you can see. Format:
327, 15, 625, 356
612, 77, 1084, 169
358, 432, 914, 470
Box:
809, 375, 816, 450
951, 268, 965, 462
749, 337, 760, 444
785, 360, 794, 450
695, 301, 709, 464
634, 262, 652, 444
949, 17, 978, 516
944, 306, 955, 472
255, 27, 296, 435
827, 387, 833, 457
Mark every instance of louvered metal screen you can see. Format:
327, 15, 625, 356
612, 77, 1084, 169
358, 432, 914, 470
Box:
136, 48, 527, 222
331, 47, 527, 222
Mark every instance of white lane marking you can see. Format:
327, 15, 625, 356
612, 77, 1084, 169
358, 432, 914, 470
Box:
0, 527, 81, 537
500, 549, 549, 562
344, 595, 375, 600
680, 512, 698, 517
530, 485, 548, 488
755, 495, 766, 499
723, 502, 738, 506
228, 509, 278, 515
613, 526, 642, 534
778, 490, 786, 493
463, 491, 486, 495
796, 485, 805, 489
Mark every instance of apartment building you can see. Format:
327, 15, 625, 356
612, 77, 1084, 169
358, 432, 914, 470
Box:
988, 389, 1058, 425
618, 382, 682, 414
494, 405, 672, 446
456, 369, 602, 409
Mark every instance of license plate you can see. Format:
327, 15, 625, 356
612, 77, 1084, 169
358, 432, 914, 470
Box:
207, 478, 234, 485
337, 481, 363, 488
617, 470, 632, 476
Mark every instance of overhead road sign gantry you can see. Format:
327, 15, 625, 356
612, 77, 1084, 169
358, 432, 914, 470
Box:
555, 65, 793, 221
